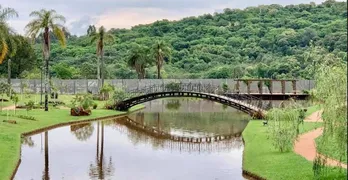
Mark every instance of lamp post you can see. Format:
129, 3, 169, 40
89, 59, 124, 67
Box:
40, 65, 43, 106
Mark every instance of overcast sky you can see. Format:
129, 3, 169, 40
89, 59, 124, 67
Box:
1, 0, 330, 36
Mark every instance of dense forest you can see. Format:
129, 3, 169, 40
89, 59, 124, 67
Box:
0, 0, 347, 79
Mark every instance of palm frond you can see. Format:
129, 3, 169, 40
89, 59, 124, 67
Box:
52, 25, 66, 47
0, 39, 8, 64
29, 9, 45, 18
0, 7, 18, 20
51, 14, 66, 23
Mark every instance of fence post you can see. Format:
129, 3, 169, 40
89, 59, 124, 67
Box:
73, 80, 76, 94
86, 79, 88, 93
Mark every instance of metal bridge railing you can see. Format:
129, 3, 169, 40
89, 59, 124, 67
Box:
125, 83, 265, 110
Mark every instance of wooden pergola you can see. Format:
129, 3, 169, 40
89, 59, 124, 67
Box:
234, 79, 299, 94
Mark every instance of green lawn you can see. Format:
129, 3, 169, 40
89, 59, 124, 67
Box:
242, 121, 347, 180
0, 105, 144, 180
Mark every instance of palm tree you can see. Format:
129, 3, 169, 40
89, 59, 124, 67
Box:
151, 40, 171, 79
89, 122, 114, 179
25, 9, 67, 111
0, 7, 19, 87
89, 26, 114, 92
0, 6, 18, 66
127, 44, 151, 79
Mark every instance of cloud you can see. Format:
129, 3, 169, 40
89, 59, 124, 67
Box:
69, 16, 98, 36
2, 0, 329, 35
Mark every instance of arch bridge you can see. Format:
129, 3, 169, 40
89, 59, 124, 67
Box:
114, 83, 266, 118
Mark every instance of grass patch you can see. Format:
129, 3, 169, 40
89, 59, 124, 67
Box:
316, 135, 347, 164
242, 121, 346, 180
0, 104, 144, 180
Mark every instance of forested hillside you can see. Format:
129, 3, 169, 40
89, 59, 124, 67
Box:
1, 0, 347, 79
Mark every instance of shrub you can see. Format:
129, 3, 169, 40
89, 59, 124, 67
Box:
165, 81, 181, 91
112, 88, 129, 104
93, 103, 98, 109
221, 82, 229, 93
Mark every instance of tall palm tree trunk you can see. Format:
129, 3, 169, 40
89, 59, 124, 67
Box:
44, 131, 49, 180
43, 28, 50, 111
97, 121, 100, 157
97, 56, 101, 93
157, 64, 161, 79
99, 122, 105, 179
100, 49, 105, 89
7, 59, 11, 85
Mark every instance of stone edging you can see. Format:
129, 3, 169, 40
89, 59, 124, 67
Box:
242, 137, 267, 180
10, 107, 144, 180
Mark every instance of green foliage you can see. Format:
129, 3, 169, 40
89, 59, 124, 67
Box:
24, 100, 35, 113
0, 82, 10, 95
165, 81, 181, 91
100, 83, 114, 93
165, 99, 181, 110
221, 82, 229, 93
2, 1, 345, 79
112, 88, 129, 104
70, 94, 95, 110
267, 107, 300, 152
313, 61, 347, 177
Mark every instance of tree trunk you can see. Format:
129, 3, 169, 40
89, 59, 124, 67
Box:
44, 131, 49, 180
100, 49, 105, 89
7, 59, 11, 85
157, 64, 161, 79
43, 28, 50, 112
97, 56, 101, 93
99, 122, 104, 179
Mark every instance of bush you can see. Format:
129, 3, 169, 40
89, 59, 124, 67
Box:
165, 81, 181, 91
93, 103, 98, 109
221, 82, 229, 93
112, 88, 129, 104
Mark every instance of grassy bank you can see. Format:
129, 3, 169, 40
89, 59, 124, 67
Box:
242, 121, 347, 179
0, 105, 144, 180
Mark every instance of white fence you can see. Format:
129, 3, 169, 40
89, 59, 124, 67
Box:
0, 79, 315, 95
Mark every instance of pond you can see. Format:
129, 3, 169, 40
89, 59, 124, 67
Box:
15, 98, 253, 180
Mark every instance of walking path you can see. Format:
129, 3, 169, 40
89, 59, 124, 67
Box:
294, 110, 347, 169
1, 105, 16, 110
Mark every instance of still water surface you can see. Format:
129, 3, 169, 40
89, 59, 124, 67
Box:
15, 98, 251, 180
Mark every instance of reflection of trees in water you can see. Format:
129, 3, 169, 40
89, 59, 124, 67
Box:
89, 121, 114, 180
110, 117, 243, 153
42, 131, 49, 180
70, 123, 94, 141
21, 136, 35, 147
128, 111, 249, 136
165, 99, 181, 110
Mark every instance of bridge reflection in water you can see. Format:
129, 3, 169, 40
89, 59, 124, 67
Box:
112, 116, 244, 153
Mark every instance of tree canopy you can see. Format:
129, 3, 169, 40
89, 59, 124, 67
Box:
0, 0, 347, 79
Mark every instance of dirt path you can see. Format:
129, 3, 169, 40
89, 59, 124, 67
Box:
1, 105, 16, 110
294, 110, 347, 169
304, 110, 323, 122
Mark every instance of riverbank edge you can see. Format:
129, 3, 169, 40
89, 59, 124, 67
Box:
242, 135, 267, 180
8, 105, 145, 180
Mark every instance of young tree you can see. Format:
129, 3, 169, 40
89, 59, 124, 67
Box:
151, 40, 171, 79
25, 9, 67, 111
89, 26, 114, 91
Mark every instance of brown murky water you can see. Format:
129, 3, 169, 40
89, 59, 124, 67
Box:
15, 98, 251, 180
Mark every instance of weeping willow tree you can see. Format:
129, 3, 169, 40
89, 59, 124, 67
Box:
313, 61, 347, 177
266, 105, 301, 152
